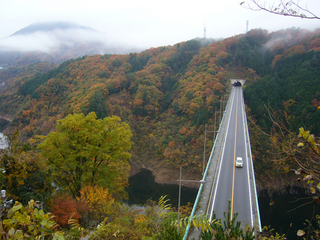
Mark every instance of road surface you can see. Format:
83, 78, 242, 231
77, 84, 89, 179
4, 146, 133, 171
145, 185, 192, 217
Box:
208, 86, 254, 226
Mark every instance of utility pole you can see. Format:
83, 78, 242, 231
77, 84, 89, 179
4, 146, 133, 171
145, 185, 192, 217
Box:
203, 124, 207, 175
41, 202, 44, 240
214, 106, 217, 141
178, 166, 182, 233
219, 100, 222, 126
218, 92, 229, 128
177, 166, 205, 232
203, 121, 218, 175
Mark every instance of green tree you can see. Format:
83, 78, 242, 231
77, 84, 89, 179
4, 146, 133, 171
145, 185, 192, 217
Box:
0, 130, 54, 206
165, 40, 201, 74
38, 112, 132, 199
84, 91, 108, 119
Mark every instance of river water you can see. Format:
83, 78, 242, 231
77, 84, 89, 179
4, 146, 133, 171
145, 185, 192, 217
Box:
259, 187, 320, 239
126, 169, 319, 239
125, 169, 198, 208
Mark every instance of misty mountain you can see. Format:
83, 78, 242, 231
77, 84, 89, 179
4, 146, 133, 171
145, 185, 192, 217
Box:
0, 21, 143, 67
10, 21, 96, 36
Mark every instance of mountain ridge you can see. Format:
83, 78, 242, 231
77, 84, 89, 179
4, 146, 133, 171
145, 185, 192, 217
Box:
10, 21, 97, 36
0, 21, 143, 66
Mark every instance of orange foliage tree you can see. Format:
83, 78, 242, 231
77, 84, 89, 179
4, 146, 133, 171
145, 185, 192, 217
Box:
51, 194, 89, 228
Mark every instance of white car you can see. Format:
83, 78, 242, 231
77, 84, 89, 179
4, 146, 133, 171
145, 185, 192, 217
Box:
235, 157, 243, 168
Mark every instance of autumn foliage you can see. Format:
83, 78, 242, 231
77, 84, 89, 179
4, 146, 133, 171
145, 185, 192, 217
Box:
77, 186, 115, 213
38, 112, 132, 200
0, 27, 320, 183
51, 194, 88, 228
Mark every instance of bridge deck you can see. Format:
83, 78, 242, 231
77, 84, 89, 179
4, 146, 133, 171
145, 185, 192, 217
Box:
186, 85, 261, 239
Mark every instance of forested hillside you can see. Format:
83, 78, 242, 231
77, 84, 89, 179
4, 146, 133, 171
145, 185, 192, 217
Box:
1, 27, 320, 184
242, 28, 320, 186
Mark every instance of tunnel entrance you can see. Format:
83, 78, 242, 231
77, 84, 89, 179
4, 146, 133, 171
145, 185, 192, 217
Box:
0, 118, 11, 132
233, 81, 242, 86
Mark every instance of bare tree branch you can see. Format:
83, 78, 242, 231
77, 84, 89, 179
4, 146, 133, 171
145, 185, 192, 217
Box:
240, 0, 320, 20
248, 104, 320, 182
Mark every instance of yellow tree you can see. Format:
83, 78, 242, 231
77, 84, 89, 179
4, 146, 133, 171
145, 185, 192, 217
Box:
39, 112, 132, 200
77, 186, 115, 213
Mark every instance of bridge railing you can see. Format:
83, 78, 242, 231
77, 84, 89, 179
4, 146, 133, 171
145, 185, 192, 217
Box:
183, 87, 233, 240
241, 92, 262, 232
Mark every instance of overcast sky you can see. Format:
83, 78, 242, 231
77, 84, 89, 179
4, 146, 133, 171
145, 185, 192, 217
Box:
0, 0, 320, 49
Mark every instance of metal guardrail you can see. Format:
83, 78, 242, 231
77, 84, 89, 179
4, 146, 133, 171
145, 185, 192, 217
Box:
241, 92, 262, 232
183, 88, 232, 240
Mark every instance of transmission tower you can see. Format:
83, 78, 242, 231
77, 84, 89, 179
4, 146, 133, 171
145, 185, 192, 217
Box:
246, 20, 249, 35
204, 25, 206, 39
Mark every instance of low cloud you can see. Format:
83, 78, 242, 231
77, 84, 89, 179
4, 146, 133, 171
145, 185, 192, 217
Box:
0, 28, 130, 53
264, 28, 320, 51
